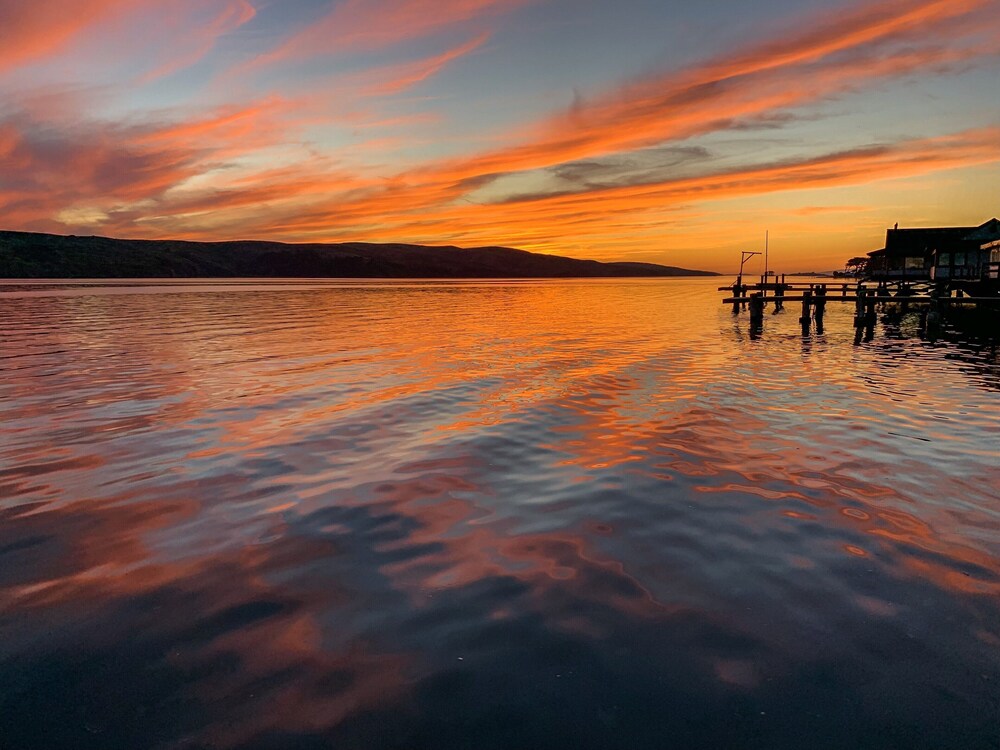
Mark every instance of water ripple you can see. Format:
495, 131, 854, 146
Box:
1, 278, 998, 749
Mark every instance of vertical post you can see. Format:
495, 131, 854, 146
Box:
800, 287, 813, 336
864, 292, 877, 342
853, 286, 866, 345
732, 276, 742, 315
774, 276, 784, 312
813, 284, 827, 334
749, 292, 764, 338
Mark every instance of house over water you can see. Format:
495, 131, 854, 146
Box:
867, 218, 1000, 280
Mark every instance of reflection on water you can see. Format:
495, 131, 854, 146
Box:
1, 278, 998, 750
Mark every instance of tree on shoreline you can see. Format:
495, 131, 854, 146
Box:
844, 256, 869, 277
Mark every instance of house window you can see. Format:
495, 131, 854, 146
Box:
938, 253, 950, 266
954, 253, 965, 266
905, 256, 925, 270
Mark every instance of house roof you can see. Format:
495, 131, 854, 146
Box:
883, 226, 976, 257
964, 218, 1000, 242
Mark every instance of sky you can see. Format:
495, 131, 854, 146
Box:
1, 0, 998, 272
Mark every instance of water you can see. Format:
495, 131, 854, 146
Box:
1, 278, 998, 750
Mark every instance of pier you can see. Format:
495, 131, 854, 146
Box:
720, 272, 1000, 342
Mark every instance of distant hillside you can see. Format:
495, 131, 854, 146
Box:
0, 231, 717, 279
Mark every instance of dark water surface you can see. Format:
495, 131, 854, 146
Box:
1, 278, 998, 749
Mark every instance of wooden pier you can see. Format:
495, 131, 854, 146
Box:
720, 273, 1000, 342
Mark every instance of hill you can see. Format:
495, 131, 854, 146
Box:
0, 231, 717, 279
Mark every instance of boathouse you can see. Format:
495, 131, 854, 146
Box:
867, 218, 1000, 280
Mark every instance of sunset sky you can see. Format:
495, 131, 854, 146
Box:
1, 0, 998, 272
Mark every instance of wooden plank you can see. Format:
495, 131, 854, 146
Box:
717, 284, 856, 292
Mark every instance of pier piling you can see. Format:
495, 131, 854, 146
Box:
853, 287, 866, 345
749, 292, 764, 336
864, 293, 877, 342
732, 277, 743, 315
813, 284, 827, 334
800, 289, 813, 336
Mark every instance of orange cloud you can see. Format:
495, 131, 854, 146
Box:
236, 0, 529, 79
130, 99, 286, 148
0, 98, 297, 232
0, 0, 134, 72
210, 0, 992, 252
139, 0, 257, 82
366, 32, 490, 96
177, 126, 998, 250
0, 1, 258, 80
4, 0, 998, 266
697, 0, 991, 81
407, 0, 997, 186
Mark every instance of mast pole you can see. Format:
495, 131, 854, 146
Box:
765, 230, 769, 278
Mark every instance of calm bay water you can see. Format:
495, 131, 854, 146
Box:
1, 278, 998, 749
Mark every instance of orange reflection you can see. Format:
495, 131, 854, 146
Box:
3, 279, 999, 745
